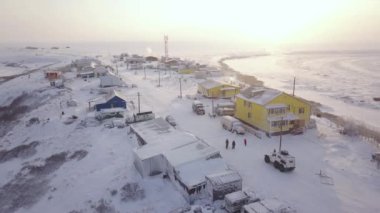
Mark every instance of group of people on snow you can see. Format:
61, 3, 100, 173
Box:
225, 138, 247, 149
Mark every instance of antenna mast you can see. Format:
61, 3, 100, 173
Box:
164, 35, 168, 62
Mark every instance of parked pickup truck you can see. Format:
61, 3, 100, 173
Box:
192, 100, 205, 115
220, 116, 245, 134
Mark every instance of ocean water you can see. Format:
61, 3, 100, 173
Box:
226, 51, 380, 129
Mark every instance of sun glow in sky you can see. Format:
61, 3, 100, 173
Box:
1, 0, 379, 48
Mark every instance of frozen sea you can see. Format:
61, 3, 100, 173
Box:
226, 51, 380, 130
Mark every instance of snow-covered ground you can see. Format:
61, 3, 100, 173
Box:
0, 49, 379, 213
226, 52, 380, 130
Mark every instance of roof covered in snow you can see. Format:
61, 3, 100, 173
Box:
243, 199, 291, 213
224, 191, 249, 203
205, 170, 242, 186
94, 66, 108, 74
132, 118, 201, 159
90, 90, 128, 105
175, 157, 228, 188
198, 79, 223, 89
165, 139, 220, 167
132, 118, 231, 188
237, 87, 282, 105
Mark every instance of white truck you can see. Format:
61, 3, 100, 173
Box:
264, 150, 295, 172
221, 116, 245, 134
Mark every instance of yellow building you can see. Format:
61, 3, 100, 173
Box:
198, 80, 240, 98
235, 87, 311, 135
178, 68, 194, 74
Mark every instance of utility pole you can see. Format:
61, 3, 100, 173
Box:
211, 92, 215, 116
179, 78, 182, 98
292, 76, 296, 96
137, 92, 141, 113
158, 68, 161, 87
279, 117, 284, 152
114, 62, 119, 75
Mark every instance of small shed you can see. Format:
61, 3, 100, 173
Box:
45, 71, 62, 80
94, 90, 127, 111
205, 170, 242, 201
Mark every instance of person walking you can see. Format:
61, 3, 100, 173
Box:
225, 139, 229, 149
232, 140, 236, 149
244, 138, 247, 146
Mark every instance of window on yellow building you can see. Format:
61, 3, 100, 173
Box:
268, 108, 286, 115
248, 112, 251, 118
299, 107, 305, 114
271, 120, 288, 127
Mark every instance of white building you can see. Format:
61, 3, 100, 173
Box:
99, 71, 124, 87
130, 118, 240, 203
94, 66, 108, 77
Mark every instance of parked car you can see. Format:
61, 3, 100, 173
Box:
220, 116, 245, 134
165, 115, 177, 127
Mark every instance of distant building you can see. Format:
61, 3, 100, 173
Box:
72, 58, 101, 71
94, 66, 108, 77
77, 71, 95, 78
99, 72, 124, 87
45, 71, 62, 81
145, 56, 158, 62
125, 56, 145, 70
178, 68, 194, 74
94, 90, 127, 111
198, 79, 240, 98
45, 71, 64, 88
235, 87, 311, 135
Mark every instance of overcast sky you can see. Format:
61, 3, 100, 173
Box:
1, 0, 379, 49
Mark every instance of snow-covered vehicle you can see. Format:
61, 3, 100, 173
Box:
192, 100, 205, 115
95, 108, 124, 120
224, 190, 259, 213
165, 115, 177, 127
125, 111, 155, 124
242, 198, 296, 213
220, 116, 245, 134
264, 150, 295, 172
216, 107, 235, 116
290, 127, 303, 135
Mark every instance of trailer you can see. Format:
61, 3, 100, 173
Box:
126, 111, 155, 124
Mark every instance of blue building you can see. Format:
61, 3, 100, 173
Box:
95, 90, 127, 111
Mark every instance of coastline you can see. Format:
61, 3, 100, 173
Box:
218, 55, 380, 145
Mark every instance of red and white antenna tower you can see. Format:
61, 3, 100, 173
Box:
164, 35, 168, 62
